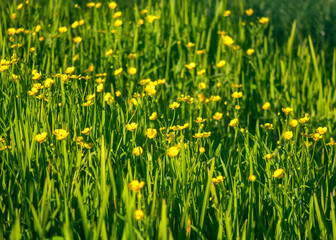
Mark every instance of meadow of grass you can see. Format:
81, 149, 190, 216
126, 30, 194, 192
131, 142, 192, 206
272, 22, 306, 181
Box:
1, 0, 336, 239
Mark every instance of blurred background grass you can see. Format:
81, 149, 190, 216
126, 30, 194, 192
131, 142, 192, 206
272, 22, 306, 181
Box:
4, 0, 336, 52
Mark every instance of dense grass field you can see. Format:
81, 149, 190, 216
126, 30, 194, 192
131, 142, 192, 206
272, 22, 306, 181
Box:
1, 0, 336, 239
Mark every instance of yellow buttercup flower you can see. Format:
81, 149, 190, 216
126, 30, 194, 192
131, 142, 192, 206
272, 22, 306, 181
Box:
283, 131, 293, 140
105, 49, 114, 56
134, 210, 144, 220
299, 114, 310, 123
193, 132, 211, 138
145, 128, 157, 139
185, 62, 196, 70
145, 83, 157, 96
141, 9, 148, 14
169, 102, 180, 110
199, 147, 205, 154
212, 176, 225, 185
128, 67, 137, 75
114, 68, 123, 76
115, 91, 121, 97
195, 117, 206, 123
114, 20, 123, 27
248, 175, 256, 182
71, 21, 79, 28
73, 36, 82, 43
34, 132, 47, 143
104, 93, 114, 104
128, 180, 145, 192
262, 102, 271, 110
149, 112, 157, 120
259, 17, 269, 24
133, 146, 143, 156
282, 107, 293, 115
58, 26, 68, 33
81, 127, 92, 135
87, 2, 95, 8
7, 28, 16, 35
290, 119, 298, 127
86, 94, 95, 101
221, 35, 234, 46
126, 123, 138, 132
213, 112, 223, 120
228, 118, 238, 127
260, 123, 273, 130
198, 82, 206, 89
17, 3, 23, 10
232, 91, 243, 98
313, 133, 322, 141
196, 50, 206, 55
216, 60, 226, 68
108, 2, 117, 9
32, 72, 42, 80
65, 66, 75, 74
167, 146, 180, 157
316, 127, 327, 135
113, 11, 122, 18
53, 129, 69, 140
197, 69, 206, 76
246, 49, 255, 55
186, 42, 195, 48
35, 25, 41, 32
43, 78, 54, 88
96, 83, 104, 92
246, 8, 253, 16
263, 153, 274, 160
223, 10, 231, 17
273, 169, 284, 179
146, 15, 159, 23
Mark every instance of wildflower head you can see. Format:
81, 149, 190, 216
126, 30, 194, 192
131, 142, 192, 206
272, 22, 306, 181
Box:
228, 118, 238, 127
34, 132, 48, 143
145, 128, 157, 139
126, 123, 138, 132
246, 8, 253, 16
185, 62, 196, 70
232, 92, 243, 99
213, 112, 223, 120
167, 146, 180, 157
128, 67, 137, 75
316, 127, 327, 135
128, 180, 145, 192
259, 17, 269, 24
262, 102, 271, 110
53, 129, 69, 140
273, 169, 284, 179
282, 107, 293, 115
134, 210, 144, 220
133, 146, 143, 156
283, 131, 293, 140
246, 49, 255, 55
216, 60, 226, 68
212, 176, 225, 185
81, 127, 92, 135
149, 112, 158, 120
290, 119, 298, 127
248, 175, 256, 182
169, 102, 180, 110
